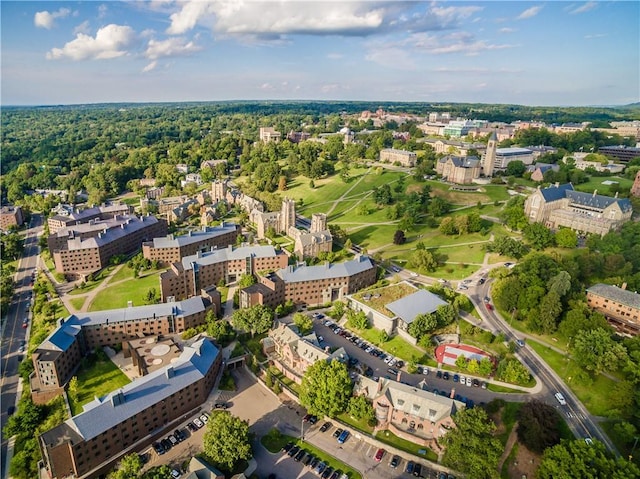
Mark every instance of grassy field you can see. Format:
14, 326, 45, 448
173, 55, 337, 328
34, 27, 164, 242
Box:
527, 340, 617, 416
70, 354, 131, 416
352, 283, 417, 317
260, 431, 362, 479
88, 273, 161, 311
68, 297, 85, 311
374, 430, 438, 462
573, 175, 634, 194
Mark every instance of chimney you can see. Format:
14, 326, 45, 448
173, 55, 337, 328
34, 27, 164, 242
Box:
165, 367, 175, 379
615, 192, 619, 198
593, 189, 597, 197
554, 182, 559, 188
621, 282, 627, 290
127, 301, 133, 308
110, 390, 124, 407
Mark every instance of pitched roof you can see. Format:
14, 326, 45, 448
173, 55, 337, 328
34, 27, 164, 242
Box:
566, 190, 633, 213
440, 155, 480, 168
150, 223, 237, 249
69, 338, 219, 441
386, 289, 448, 324
64, 215, 162, 250
587, 283, 640, 309
377, 378, 464, 423
297, 230, 333, 246
276, 255, 374, 283
538, 183, 575, 202
181, 244, 280, 269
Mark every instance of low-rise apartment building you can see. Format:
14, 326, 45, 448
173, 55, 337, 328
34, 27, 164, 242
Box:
51, 215, 167, 279
0, 205, 24, 231
142, 223, 240, 265
39, 337, 222, 479
240, 255, 377, 309
30, 292, 219, 401
379, 148, 417, 167
160, 245, 288, 301
586, 283, 640, 336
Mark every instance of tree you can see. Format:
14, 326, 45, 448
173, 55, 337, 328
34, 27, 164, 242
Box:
411, 249, 438, 272
435, 304, 458, 327
487, 236, 529, 259
348, 395, 375, 423
537, 439, 640, 479
479, 357, 494, 376
572, 328, 628, 374
529, 291, 562, 334
299, 359, 352, 417
455, 355, 467, 370
203, 411, 252, 471
107, 453, 143, 479
346, 310, 369, 330
207, 319, 236, 345
496, 358, 531, 385
439, 217, 457, 235
393, 230, 406, 245
67, 376, 79, 405
408, 313, 438, 339
517, 400, 563, 453
231, 305, 274, 337
524, 223, 555, 250
555, 228, 578, 248
505, 160, 526, 177
442, 408, 503, 479
293, 312, 313, 335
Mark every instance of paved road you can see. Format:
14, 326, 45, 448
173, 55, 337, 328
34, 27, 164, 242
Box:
1, 214, 42, 478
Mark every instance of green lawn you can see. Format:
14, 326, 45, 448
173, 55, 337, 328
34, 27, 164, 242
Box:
336, 412, 374, 434
573, 176, 634, 195
349, 326, 434, 365
345, 224, 398, 251
88, 273, 161, 311
527, 339, 617, 416
374, 430, 438, 462
68, 297, 85, 311
70, 355, 131, 415
260, 431, 362, 479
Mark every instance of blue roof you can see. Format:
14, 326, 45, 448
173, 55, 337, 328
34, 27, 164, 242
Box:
276, 255, 374, 283
539, 183, 574, 202
386, 289, 448, 324
566, 190, 633, 213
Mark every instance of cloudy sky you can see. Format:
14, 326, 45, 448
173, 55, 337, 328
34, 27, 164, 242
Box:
1, 1, 638, 106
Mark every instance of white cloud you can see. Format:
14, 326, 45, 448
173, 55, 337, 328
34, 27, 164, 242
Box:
585, 33, 607, 39
407, 31, 516, 56
570, 2, 597, 14
46, 24, 136, 61
142, 61, 158, 72
164, 1, 483, 39
365, 47, 416, 70
34, 8, 71, 29
499, 27, 516, 34
145, 37, 201, 60
98, 4, 108, 19
517, 5, 543, 20
74, 21, 91, 35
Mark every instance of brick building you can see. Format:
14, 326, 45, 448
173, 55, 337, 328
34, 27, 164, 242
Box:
159, 245, 288, 301
631, 170, 640, 198
30, 292, 219, 401
240, 255, 377, 309
38, 338, 222, 479
50, 215, 167, 279
142, 223, 240, 265
47, 204, 132, 234
0, 205, 24, 231
586, 283, 640, 336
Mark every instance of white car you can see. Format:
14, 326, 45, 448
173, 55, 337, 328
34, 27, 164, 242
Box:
422, 367, 429, 375
388, 358, 397, 367
193, 418, 204, 428
465, 377, 472, 387
200, 413, 209, 424
410, 272, 419, 277
171, 469, 181, 478
383, 355, 392, 364
459, 375, 466, 385
555, 392, 567, 405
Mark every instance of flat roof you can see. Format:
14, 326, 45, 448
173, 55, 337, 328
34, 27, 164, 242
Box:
386, 289, 448, 324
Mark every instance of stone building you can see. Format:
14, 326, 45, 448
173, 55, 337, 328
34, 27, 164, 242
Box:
379, 148, 417, 167
586, 283, 640, 336
436, 156, 481, 184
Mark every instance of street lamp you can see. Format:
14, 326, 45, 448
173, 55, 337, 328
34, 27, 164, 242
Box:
301, 416, 305, 443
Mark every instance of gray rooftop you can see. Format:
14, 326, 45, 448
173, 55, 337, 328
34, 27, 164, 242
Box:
181, 244, 280, 269
496, 147, 533, 156
37, 297, 206, 353
67, 338, 219, 441
539, 183, 575, 202
587, 283, 640, 309
566, 190, 633, 213
276, 255, 374, 283
65, 215, 162, 250
150, 223, 237, 249
440, 155, 480, 168
386, 289, 448, 324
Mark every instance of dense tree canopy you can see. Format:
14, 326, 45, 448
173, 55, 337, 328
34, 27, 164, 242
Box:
231, 305, 274, 337
203, 411, 252, 471
299, 359, 352, 417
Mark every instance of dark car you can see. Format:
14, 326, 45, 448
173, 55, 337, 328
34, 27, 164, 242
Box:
214, 402, 228, 409
294, 448, 306, 462
303, 413, 312, 422
153, 442, 165, 455
174, 429, 186, 441
309, 415, 318, 424
321, 466, 334, 479
413, 463, 422, 477
302, 453, 314, 466
436, 370, 443, 379
405, 461, 415, 474
387, 368, 398, 375
395, 360, 404, 368
442, 371, 450, 380
7, 405, 15, 416
332, 428, 343, 439
187, 422, 197, 432
315, 462, 327, 475
287, 445, 300, 457
472, 379, 480, 387
390, 455, 400, 468
330, 470, 341, 479
282, 442, 294, 453
320, 421, 332, 432
309, 457, 319, 469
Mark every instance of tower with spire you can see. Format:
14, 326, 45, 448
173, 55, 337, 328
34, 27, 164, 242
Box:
483, 132, 497, 177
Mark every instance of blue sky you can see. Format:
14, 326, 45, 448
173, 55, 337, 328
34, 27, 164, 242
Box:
1, 1, 638, 106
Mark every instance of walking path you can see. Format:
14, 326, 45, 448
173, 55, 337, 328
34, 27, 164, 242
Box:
497, 421, 520, 472
325, 167, 373, 217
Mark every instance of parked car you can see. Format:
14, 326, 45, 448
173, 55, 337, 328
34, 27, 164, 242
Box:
193, 418, 204, 429
436, 370, 443, 378
168, 435, 178, 446
465, 377, 472, 387
320, 421, 332, 433
486, 303, 493, 310
287, 445, 300, 457
315, 461, 327, 475
171, 469, 181, 478
333, 428, 343, 439
294, 448, 306, 462
321, 466, 334, 479
337, 429, 349, 444
302, 453, 314, 466
422, 367, 429, 375
153, 442, 165, 455
387, 368, 398, 376
405, 461, 415, 474
453, 374, 459, 383
309, 415, 318, 424
309, 457, 320, 469
282, 442, 294, 453
413, 463, 422, 477
442, 371, 450, 380
389, 455, 400, 468
374, 448, 385, 462
214, 402, 228, 409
